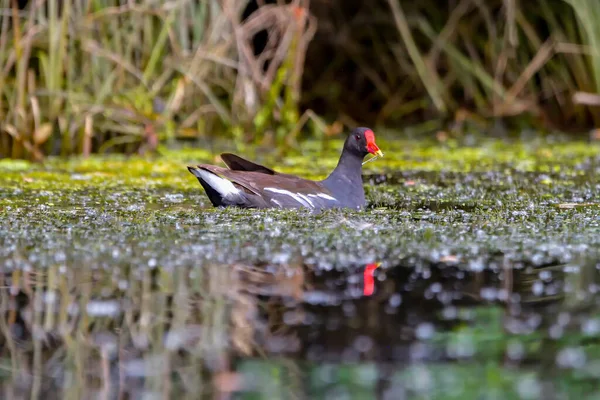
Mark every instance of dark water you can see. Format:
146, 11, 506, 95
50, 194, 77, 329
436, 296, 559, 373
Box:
1, 258, 599, 399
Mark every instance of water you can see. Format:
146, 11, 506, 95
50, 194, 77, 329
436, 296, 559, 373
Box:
0, 136, 599, 398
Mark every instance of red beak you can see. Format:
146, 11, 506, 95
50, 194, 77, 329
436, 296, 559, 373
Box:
365, 130, 383, 156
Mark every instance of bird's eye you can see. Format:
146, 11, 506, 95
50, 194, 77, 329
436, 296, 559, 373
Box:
355, 134, 361, 141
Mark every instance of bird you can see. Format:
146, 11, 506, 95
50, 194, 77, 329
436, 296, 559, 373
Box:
187, 127, 383, 210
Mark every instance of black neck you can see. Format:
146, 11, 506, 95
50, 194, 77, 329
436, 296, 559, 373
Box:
322, 150, 364, 191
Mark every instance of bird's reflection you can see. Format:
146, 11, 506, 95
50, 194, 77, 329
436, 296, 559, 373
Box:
363, 262, 380, 296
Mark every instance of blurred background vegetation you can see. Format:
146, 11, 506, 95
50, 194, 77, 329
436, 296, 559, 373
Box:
1, 0, 600, 160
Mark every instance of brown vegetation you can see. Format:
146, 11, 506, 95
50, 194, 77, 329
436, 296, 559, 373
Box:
1, 0, 599, 160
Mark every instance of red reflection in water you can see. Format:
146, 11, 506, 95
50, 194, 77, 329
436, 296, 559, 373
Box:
363, 263, 380, 296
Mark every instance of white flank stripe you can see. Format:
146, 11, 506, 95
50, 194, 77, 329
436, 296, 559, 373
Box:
271, 199, 283, 208
194, 169, 240, 200
308, 193, 337, 202
264, 187, 313, 208
297, 194, 314, 208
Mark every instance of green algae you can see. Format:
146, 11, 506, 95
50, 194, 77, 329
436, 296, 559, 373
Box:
0, 134, 600, 398
2, 134, 598, 192
1, 134, 599, 277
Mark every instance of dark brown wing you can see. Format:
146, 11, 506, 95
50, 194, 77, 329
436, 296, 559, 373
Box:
196, 164, 332, 196
220, 153, 276, 175
195, 163, 339, 209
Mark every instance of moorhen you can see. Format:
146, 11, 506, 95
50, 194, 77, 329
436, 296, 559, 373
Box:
187, 127, 383, 210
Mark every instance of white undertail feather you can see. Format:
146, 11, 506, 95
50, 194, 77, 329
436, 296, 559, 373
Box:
194, 169, 240, 200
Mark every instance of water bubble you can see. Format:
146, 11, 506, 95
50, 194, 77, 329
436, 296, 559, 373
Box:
304, 291, 338, 305
549, 325, 564, 339
516, 376, 541, 399
429, 283, 442, 293
447, 334, 475, 358
480, 287, 497, 301
165, 327, 202, 350
527, 314, 542, 330
507, 340, 525, 361
409, 366, 433, 393
164, 193, 184, 203
44, 291, 57, 304
54, 251, 66, 263
582, 319, 600, 336
388, 294, 402, 308
556, 347, 586, 369
497, 289, 509, 301
272, 252, 291, 264
468, 257, 485, 272
442, 306, 458, 320
71, 174, 91, 181
539, 270, 552, 281
353, 336, 374, 353
564, 265, 580, 273
415, 323, 435, 340
86, 300, 121, 317
531, 253, 544, 266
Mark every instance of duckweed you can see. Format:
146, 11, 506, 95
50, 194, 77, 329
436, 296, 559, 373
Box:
0, 134, 599, 398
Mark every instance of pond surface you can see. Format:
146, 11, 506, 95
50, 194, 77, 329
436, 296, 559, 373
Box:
0, 134, 600, 399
